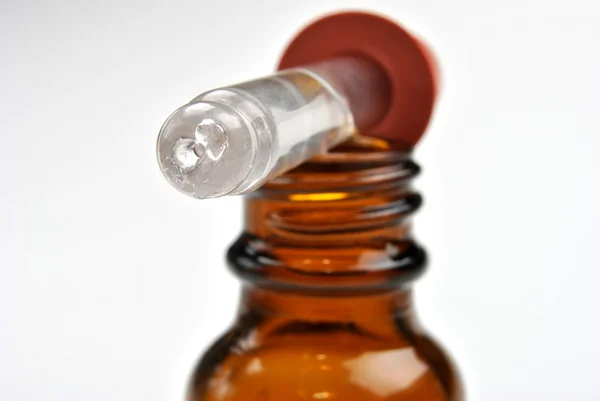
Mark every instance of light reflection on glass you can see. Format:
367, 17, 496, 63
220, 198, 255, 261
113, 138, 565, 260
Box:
343, 348, 428, 397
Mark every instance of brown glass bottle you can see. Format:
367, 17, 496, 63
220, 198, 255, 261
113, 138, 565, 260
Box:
188, 137, 463, 401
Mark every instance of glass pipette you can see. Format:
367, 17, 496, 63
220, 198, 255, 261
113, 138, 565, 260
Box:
156, 57, 390, 199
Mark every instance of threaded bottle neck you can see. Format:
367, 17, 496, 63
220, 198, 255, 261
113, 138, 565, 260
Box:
227, 137, 427, 292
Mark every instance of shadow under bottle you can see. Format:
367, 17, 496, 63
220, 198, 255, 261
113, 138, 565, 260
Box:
188, 138, 463, 401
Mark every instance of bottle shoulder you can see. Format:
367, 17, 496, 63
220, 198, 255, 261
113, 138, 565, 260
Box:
188, 313, 462, 401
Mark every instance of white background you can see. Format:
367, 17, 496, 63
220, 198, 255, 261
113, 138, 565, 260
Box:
1, 0, 599, 400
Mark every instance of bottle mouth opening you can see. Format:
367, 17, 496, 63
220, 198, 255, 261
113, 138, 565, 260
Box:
264, 135, 417, 191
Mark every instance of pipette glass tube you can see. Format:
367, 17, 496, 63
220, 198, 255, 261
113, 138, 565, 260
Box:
156, 57, 390, 199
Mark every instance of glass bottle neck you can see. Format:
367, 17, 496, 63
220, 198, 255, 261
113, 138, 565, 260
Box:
240, 285, 413, 320
238, 285, 420, 342
227, 137, 427, 293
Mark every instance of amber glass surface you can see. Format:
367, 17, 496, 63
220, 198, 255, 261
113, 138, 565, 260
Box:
188, 137, 463, 401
